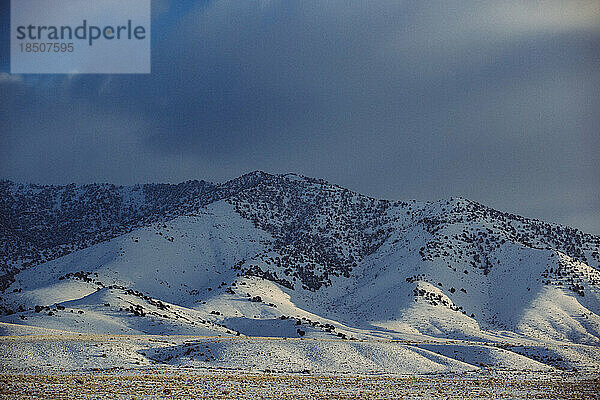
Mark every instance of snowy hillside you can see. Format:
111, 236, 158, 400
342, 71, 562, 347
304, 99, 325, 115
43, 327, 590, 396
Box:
1, 172, 599, 374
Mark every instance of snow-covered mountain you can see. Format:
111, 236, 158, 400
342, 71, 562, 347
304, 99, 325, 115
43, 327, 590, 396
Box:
1, 171, 599, 374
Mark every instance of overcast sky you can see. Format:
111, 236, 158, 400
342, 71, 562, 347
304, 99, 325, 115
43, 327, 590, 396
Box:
1, 1, 599, 234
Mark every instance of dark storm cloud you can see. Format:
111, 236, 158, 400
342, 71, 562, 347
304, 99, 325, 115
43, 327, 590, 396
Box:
1, 1, 599, 233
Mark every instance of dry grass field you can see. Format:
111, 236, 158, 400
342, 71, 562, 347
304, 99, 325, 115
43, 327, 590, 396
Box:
1, 371, 599, 399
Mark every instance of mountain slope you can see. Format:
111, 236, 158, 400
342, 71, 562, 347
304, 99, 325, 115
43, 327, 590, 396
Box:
1, 172, 599, 373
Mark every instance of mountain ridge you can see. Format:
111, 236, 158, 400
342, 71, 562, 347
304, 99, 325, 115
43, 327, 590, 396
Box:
1, 172, 599, 372
2, 171, 599, 295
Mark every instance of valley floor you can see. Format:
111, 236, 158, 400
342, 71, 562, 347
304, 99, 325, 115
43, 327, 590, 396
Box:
1, 370, 598, 399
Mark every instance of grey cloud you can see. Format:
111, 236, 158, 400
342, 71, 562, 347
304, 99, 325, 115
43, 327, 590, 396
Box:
1, 0, 598, 233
